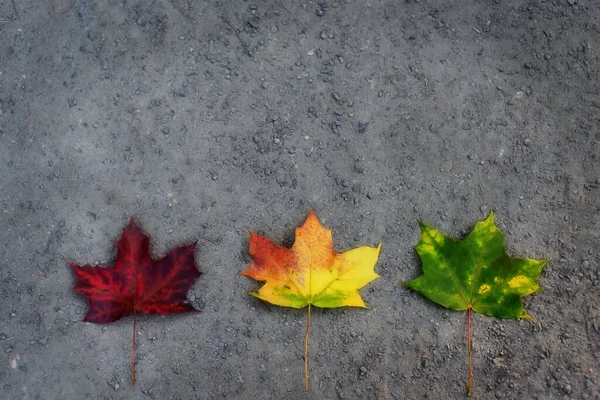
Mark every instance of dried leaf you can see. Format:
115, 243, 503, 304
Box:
70, 218, 201, 384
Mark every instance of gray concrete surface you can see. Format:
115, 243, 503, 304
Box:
0, 0, 599, 399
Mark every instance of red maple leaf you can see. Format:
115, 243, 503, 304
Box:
70, 218, 201, 385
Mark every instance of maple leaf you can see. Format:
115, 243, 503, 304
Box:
70, 218, 201, 385
241, 210, 381, 390
401, 212, 548, 396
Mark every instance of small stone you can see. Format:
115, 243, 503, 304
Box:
562, 383, 572, 394
276, 171, 287, 186
358, 122, 369, 134
552, 369, 562, 380
316, 9, 324, 16
513, 91, 524, 101
141, 384, 154, 395
360, 366, 367, 373
270, 25, 278, 33
353, 160, 366, 173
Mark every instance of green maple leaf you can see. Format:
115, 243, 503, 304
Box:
402, 212, 548, 396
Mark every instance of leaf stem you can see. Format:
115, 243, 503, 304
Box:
304, 303, 311, 391
132, 308, 137, 387
467, 307, 473, 396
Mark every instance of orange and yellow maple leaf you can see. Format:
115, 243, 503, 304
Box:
241, 210, 380, 308
241, 210, 381, 389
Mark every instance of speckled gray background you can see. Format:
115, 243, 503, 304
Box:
0, 0, 598, 399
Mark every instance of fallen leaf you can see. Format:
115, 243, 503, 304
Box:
241, 210, 381, 390
402, 212, 548, 396
70, 218, 201, 385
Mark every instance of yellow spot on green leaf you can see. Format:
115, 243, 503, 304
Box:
478, 284, 491, 294
507, 275, 528, 288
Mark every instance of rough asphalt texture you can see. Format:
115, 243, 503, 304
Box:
1, 0, 599, 399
